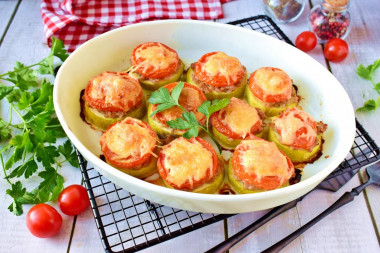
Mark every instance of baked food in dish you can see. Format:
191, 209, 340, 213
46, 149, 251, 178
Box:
228, 138, 295, 193
130, 42, 184, 90
268, 107, 327, 163
83, 71, 145, 131
147, 82, 207, 138
246, 67, 300, 117
210, 97, 266, 150
100, 117, 158, 179
157, 137, 224, 193
186, 51, 247, 99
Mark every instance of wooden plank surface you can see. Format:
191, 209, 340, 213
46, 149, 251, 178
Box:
0, 0, 18, 41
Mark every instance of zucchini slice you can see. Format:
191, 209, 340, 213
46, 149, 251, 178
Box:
84, 99, 146, 131
245, 85, 297, 117
106, 155, 158, 179
186, 67, 247, 100
268, 126, 323, 163
131, 61, 185, 91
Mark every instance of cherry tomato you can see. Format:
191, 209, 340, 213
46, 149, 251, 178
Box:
58, 185, 90, 216
324, 38, 349, 62
295, 31, 317, 52
26, 203, 62, 238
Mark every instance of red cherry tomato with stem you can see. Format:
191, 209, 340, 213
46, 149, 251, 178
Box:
58, 184, 90, 216
295, 31, 317, 52
26, 203, 62, 238
324, 38, 349, 62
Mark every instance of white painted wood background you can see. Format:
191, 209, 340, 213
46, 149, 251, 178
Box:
0, 0, 379, 252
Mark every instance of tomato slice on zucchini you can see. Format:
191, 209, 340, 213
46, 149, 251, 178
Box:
157, 137, 223, 192
268, 107, 324, 163
230, 138, 294, 191
131, 60, 184, 91
84, 71, 143, 112
83, 71, 145, 131
148, 82, 207, 137
186, 67, 246, 100
194, 52, 246, 87
131, 42, 180, 79
248, 67, 292, 103
100, 117, 158, 178
210, 97, 265, 149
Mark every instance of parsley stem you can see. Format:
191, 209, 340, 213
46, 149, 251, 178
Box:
199, 126, 222, 154
0, 62, 41, 78
7, 100, 27, 130
0, 154, 12, 185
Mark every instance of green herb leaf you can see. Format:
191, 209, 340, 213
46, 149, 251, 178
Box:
6, 181, 26, 216
51, 36, 69, 62
58, 140, 79, 167
36, 145, 60, 169
0, 84, 14, 100
357, 99, 377, 112
6, 88, 21, 103
148, 82, 185, 117
374, 83, 380, 95
38, 55, 55, 75
6, 62, 38, 90
0, 119, 12, 141
357, 64, 371, 80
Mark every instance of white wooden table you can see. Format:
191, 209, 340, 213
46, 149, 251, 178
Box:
0, 0, 379, 252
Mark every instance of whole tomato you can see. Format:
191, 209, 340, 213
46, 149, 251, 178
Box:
26, 204, 62, 238
58, 185, 90, 216
295, 31, 317, 52
324, 38, 349, 62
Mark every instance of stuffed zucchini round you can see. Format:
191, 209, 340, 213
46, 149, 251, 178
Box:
268, 107, 327, 163
246, 67, 299, 117
157, 137, 224, 193
130, 42, 184, 90
228, 138, 295, 193
148, 82, 207, 138
210, 97, 266, 150
100, 117, 158, 179
186, 51, 247, 99
83, 71, 145, 131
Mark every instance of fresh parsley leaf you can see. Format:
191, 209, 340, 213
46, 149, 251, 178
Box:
51, 36, 69, 62
357, 59, 380, 112
38, 55, 55, 75
36, 145, 60, 169
38, 167, 64, 202
357, 64, 371, 80
6, 62, 38, 90
0, 119, 11, 141
8, 159, 38, 179
148, 81, 185, 117
374, 82, 380, 95
6, 181, 26, 216
357, 99, 377, 112
6, 88, 21, 103
58, 140, 79, 167
0, 84, 14, 100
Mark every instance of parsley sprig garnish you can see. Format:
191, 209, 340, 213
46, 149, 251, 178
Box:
148, 82, 230, 153
0, 37, 78, 216
356, 59, 380, 112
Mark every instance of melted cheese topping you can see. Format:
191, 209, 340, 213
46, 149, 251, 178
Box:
89, 72, 141, 111
254, 68, 292, 97
221, 98, 261, 138
162, 138, 213, 188
239, 140, 289, 178
134, 44, 178, 71
202, 52, 244, 85
273, 108, 317, 146
103, 121, 155, 161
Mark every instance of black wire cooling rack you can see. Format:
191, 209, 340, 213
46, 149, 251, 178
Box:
77, 16, 380, 253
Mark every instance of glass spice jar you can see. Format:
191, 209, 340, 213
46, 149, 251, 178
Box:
263, 0, 306, 24
308, 0, 351, 43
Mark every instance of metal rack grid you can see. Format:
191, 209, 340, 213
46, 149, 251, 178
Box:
77, 16, 380, 253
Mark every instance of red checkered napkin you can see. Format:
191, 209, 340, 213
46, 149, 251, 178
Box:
41, 0, 231, 52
